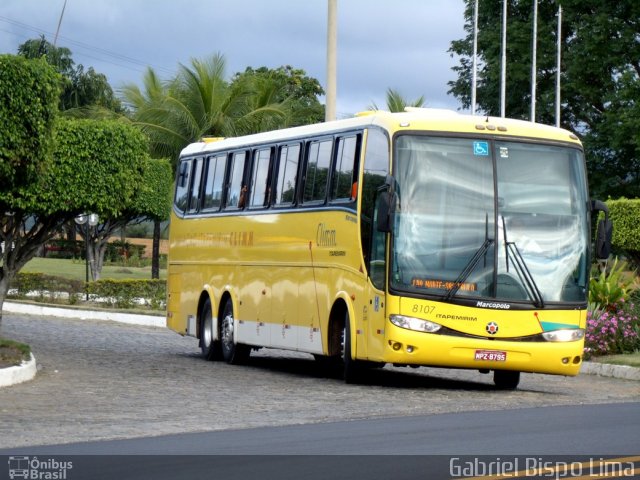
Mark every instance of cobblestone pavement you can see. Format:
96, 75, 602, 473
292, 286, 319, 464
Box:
0, 313, 638, 449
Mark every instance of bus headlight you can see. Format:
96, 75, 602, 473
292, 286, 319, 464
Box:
390, 315, 442, 333
542, 329, 585, 342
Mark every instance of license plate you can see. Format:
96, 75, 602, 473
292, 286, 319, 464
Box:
474, 349, 507, 362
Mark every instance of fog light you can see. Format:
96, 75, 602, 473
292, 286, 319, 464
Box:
392, 342, 402, 351
573, 356, 581, 364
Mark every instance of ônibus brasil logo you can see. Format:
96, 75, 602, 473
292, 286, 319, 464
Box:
8, 456, 73, 479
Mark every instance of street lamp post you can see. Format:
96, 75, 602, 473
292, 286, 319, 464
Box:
74, 213, 99, 301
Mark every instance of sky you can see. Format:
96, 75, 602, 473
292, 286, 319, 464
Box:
0, 0, 468, 118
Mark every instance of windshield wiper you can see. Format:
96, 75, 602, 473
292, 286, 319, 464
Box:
444, 237, 494, 301
502, 216, 545, 308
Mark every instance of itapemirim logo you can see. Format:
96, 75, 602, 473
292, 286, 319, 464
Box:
8, 456, 73, 480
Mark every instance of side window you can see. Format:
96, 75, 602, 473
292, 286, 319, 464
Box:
174, 159, 192, 214
303, 139, 332, 204
187, 157, 204, 214
225, 151, 248, 210
202, 154, 226, 211
249, 148, 273, 209
274, 144, 300, 206
361, 129, 390, 289
331, 135, 359, 202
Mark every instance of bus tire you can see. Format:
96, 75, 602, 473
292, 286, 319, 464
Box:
220, 299, 250, 365
342, 314, 362, 384
200, 298, 222, 361
493, 370, 520, 390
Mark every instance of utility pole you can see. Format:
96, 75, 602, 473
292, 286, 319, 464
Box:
53, 0, 68, 47
471, 0, 479, 115
325, 0, 337, 122
500, 0, 507, 118
555, 5, 562, 128
530, 0, 538, 122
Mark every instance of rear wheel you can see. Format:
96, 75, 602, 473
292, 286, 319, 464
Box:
493, 370, 520, 390
220, 299, 250, 365
200, 298, 221, 361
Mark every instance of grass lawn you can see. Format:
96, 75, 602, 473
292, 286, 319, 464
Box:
594, 352, 640, 368
22, 257, 166, 281
0, 338, 31, 368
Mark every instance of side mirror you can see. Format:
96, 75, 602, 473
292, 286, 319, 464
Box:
591, 200, 613, 260
376, 191, 394, 233
375, 175, 396, 233
596, 218, 613, 260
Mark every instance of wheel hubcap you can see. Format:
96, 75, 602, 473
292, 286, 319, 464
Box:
222, 314, 234, 351
202, 313, 212, 347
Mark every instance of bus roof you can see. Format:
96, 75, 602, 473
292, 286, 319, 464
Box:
179, 108, 582, 157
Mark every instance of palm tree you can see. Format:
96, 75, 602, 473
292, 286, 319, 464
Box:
369, 88, 426, 112
120, 53, 290, 162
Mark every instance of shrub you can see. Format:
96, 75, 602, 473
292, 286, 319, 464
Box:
607, 198, 640, 268
85, 279, 166, 310
8, 273, 166, 310
9, 272, 84, 304
589, 257, 637, 310
584, 302, 640, 358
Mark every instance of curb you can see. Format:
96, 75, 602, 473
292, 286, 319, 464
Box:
3, 301, 165, 328
0, 353, 37, 388
581, 361, 640, 381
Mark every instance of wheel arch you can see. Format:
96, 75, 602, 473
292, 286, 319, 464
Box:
327, 293, 357, 358
196, 286, 219, 341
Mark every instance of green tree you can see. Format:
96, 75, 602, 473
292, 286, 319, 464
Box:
17, 36, 122, 113
230, 65, 325, 126
0, 54, 149, 320
121, 54, 325, 163
369, 88, 426, 112
448, 0, 640, 199
78, 157, 173, 281
0, 55, 59, 194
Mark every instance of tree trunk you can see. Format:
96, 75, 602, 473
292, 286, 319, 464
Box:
0, 256, 19, 328
152, 219, 161, 279
0, 272, 10, 328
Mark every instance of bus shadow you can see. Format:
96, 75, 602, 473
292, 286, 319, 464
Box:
242, 353, 499, 392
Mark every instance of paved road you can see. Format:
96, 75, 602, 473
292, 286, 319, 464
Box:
0, 314, 639, 449
6, 403, 639, 455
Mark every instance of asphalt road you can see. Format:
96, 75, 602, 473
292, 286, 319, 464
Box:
2, 404, 639, 480
4, 402, 639, 455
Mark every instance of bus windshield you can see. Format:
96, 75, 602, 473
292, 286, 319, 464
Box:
390, 135, 590, 305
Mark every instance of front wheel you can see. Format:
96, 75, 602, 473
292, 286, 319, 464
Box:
493, 370, 520, 390
220, 299, 250, 365
342, 315, 363, 384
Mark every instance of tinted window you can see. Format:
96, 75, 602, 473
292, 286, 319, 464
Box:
303, 139, 332, 203
249, 148, 273, 208
226, 151, 247, 209
187, 158, 204, 213
361, 129, 389, 289
275, 144, 300, 206
202, 154, 226, 211
175, 159, 192, 213
331, 135, 358, 201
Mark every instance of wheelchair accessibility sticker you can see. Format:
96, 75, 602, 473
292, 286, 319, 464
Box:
473, 141, 489, 156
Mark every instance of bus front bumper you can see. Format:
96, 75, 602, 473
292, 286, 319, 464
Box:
382, 322, 584, 376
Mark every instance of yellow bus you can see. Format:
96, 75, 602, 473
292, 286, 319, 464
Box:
166, 108, 611, 389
